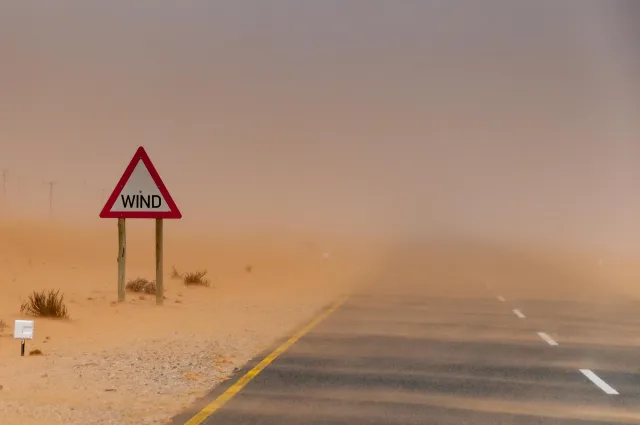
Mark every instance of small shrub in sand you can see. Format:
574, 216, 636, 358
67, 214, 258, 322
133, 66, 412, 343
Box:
170, 266, 183, 279
0, 319, 6, 333
125, 278, 157, 295
29, 349, 43, 356
183, 270, 210, 287
142, 281, 157, 295
20, 289, 69, 319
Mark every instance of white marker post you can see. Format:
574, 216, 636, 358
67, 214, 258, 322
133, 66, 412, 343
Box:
14, 320, 34, 356
100, 147, 182, 305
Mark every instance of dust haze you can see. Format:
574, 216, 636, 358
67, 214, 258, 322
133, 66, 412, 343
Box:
0, 1, 637, 248
1, 2, 640, 424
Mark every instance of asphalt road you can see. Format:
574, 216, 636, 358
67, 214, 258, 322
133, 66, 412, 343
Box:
173, 280, 640, 424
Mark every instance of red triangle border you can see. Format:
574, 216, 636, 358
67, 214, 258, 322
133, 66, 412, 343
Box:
99, 146, 182, 219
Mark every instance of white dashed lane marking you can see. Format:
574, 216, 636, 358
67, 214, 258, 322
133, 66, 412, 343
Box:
493, 293, 618, 396
513, 309, 526, 319
537, 332, 558, 346
580, 369, 619, 395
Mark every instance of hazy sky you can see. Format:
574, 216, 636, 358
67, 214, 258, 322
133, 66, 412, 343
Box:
1, 1, 639, 249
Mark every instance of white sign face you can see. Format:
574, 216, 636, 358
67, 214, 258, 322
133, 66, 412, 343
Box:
110, 161, 171, 213
100, 146, 182, 219
14, 320, 34, 340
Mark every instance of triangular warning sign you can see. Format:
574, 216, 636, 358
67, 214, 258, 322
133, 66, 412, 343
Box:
100, 147, 182, 219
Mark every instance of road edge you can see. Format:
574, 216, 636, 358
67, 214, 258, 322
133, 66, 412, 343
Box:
170, 293, 350, 425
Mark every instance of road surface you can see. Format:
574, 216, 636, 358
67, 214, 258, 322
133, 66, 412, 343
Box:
172, 255, 640, 424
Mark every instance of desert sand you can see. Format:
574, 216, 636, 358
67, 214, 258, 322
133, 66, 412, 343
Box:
3, 219, 640, 425
0, 220, 382, 425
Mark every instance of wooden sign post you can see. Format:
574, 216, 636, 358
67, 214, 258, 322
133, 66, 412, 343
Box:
155, 218, 164, 305
117, 218, 126, 302
100, 146, 182, 305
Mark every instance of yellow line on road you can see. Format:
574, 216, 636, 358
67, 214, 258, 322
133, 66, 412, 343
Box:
183, 294, 350, 425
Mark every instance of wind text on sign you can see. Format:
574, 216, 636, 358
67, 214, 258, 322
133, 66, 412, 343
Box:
99, 146, 182, 219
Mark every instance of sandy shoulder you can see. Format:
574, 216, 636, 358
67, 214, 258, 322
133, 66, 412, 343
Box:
0, 221, 380, 425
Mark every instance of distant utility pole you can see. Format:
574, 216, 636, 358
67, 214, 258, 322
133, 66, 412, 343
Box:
44, 180, 57, 220
1, 169, 7, 214
1, 169, 7, 201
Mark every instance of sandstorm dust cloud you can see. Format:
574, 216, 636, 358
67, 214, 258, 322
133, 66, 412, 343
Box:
0, 1, 639, 251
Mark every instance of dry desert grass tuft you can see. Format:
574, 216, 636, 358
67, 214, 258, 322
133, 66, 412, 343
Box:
125, 277, 157, 294
183, 270, 210, 287
170, 265, 183, 279
20, 289, 69, 319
